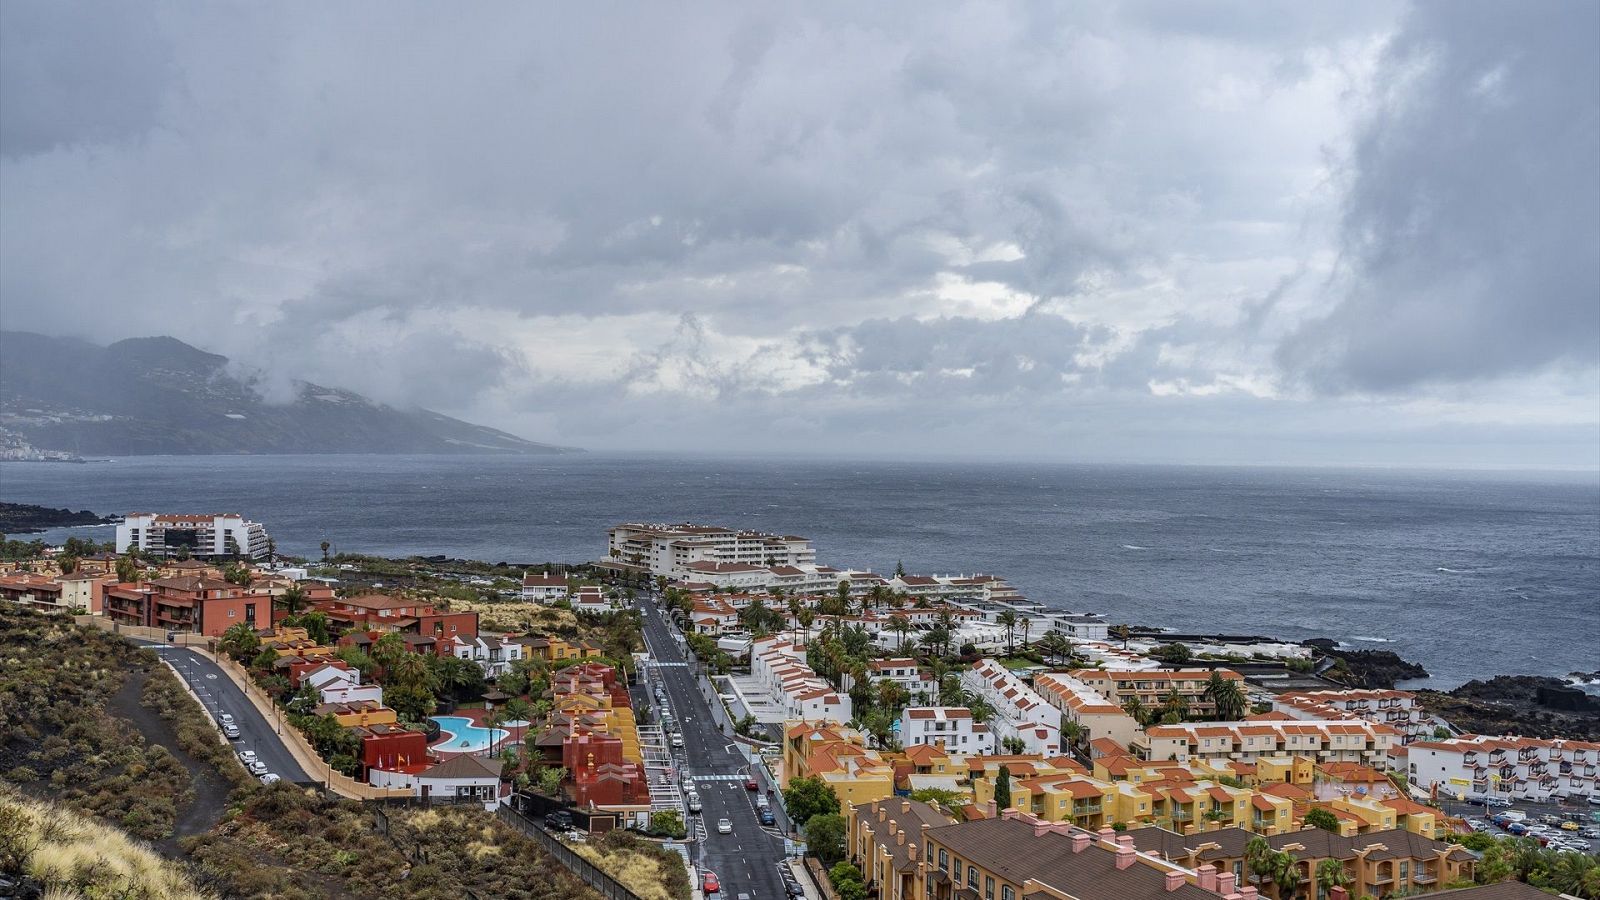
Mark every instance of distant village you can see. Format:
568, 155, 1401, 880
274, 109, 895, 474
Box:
2, 515, 1597, 900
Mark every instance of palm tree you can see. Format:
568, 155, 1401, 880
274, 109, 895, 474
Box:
1204, 671, 1247, 721
279, 584, 307, 617
1313, 859, 1351, 899
997, 611, 1018, 655
1243, 836, 1272, 887
389, 652, 434, 692
220, 622, 261, 662
371, 633, 406, 672
1018, 617, 1031, 649
1267, 851, 1300, 900
1161, 687, 1189, 721
889, 613, 912, 651
1114, 624, 1131, 650
1122, 696, 1149, 726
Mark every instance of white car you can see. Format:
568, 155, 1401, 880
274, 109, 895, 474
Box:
717, 818, 733, 835
687, 795, 702, 814
248, 760, 268, 776
238, 750, 258, 764
671, 735, 684, 748
259, 773, 280, 785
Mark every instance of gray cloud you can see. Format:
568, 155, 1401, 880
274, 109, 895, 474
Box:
0, 1, 1595, 467
1280, 0, 1600, 390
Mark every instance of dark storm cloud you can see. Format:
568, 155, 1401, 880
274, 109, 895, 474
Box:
1280, 0, 1600, 391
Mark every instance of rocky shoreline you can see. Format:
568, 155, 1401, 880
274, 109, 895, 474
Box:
1414, 675, 1600, 741
0, 502, 117, 535
1303, 639, 1429, 689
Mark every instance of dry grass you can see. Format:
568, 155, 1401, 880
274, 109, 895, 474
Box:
447, 599, 577, 633
0, 788, 213, 900
572, 831, 691, 900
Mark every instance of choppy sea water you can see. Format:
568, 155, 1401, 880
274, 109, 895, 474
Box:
4, 453, 1596, 689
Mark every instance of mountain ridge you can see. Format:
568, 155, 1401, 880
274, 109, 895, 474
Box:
0, 331, 575, 456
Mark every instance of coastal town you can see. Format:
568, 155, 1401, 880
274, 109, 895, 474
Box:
1, 515, 1598, 900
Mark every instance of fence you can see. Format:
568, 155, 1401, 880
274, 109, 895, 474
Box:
496, 804, 643, 900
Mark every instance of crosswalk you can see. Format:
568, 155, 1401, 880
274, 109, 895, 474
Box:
687, 773, 745, 782
646, 661, 689, 668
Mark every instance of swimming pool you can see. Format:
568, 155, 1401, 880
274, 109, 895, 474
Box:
429, 716, 509, 753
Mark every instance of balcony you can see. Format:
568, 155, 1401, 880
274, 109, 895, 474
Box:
1073, 801, 1102, 815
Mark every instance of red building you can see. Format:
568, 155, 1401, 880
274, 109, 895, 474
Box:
100, 576, 263, 636
357, 724, 431, 773
315, 594, 477, 647
563, 731, 649, 810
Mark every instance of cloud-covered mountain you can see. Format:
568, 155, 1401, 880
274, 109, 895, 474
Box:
0, 332, 572, 456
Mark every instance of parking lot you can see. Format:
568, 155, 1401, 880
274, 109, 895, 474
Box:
1441, 796, 1600, 852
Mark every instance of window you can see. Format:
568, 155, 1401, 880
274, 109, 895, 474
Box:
1002, 888, 1015, 900
968, 867, 979, 889
953, 860, 962, 880
1399, 862, 1408, 883
986, 876, 995, 899
938, 849, 947, 870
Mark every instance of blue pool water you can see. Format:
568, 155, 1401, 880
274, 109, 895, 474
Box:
430, 716, 508, 753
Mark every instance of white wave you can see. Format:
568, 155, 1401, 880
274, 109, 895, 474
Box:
1351, 636, 1394, 643
1121, 544, 1149, 551
1436, 567, 1467, 574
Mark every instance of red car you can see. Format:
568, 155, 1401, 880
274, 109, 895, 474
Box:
702, 871, 720, 894
745, 777, 759, 790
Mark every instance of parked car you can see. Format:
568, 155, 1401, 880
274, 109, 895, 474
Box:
223, 723, 241, 739
238, 750, 257, 765
688, 795, 702, 814
783, 877, 806, 897
671, 734, 684, 748
259, 773, 280, 786
248, 760, 268, 776
1589, 795, 1600, 806
545, 811, 574, 831
745, 777, 759, 791
701, 871, 720, 894
717, 818, 733, 835
219, 713, 235, 727
1486, 797, 1512, 808
1561, 821, 1582, 831
759, 808, 775, 827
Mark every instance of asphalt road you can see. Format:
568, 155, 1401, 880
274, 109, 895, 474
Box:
140, 642, 311, 785
635, 588, 792, 899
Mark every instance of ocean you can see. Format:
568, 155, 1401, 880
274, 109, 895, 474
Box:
3, 453, 1596, 690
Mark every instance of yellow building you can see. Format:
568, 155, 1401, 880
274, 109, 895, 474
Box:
1382, 796, 1440, 839
313, 700, 397, 727
1255, 755, 1315, 786
783, 721, 895, 808
261, 626, 337, 658
522, 635, 602, 662
972, 772, 1111, 829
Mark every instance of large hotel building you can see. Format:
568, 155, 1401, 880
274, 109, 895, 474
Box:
116, 513, 272, 560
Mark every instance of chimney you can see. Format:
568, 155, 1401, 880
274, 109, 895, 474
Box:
878, 807, 887, 822
1165, 871, 1185, 892
1196, 864, 1217, 891
901, 799, 911, 814
1071, 832, 1091, 853
1216, 872, 1236, 895
1116, 843, 1136, 870
896, 831, 905, 846
1238, 888, 1258, 900
986, 800, 997, 818
1033, 820, 1052, 837
1099, 826, 1117, 844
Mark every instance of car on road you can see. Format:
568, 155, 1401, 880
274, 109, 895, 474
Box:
259, 773, 280, 785
248, 760, 268, 776
701, 871, 720, 894
759, 807, 775, 827
219, 713, 235, 727
782, 877, 806, 897
717, 818, 733, 835
223, 723, 241, 739
687, 795, 702, 814
1590, 795, 1600, 806
238, 750, 257, 765
671, 734, 684, 748
1561, 821, 1582, 831
1485, 797, 1512, 808
544, 811, 573, 831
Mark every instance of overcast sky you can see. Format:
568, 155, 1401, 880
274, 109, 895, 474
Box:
2, 1, 1596, 467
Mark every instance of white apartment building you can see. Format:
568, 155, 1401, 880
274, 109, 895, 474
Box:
960, 659, 1062, 756
1406, 735, 1600, 802
448, 634, 525, 678
1134, 720, 1401, 769
866, 658, 936, 703
900, 707, 994, 753
520, 572, 570, 603
751, 635, 852, 724
605, 523, 816, 578
1273, 689, 1433, 743
1033, 671, 1142, 748
304, 665, 385, 707
569, 585, 615, 615
117, 513, 271, 560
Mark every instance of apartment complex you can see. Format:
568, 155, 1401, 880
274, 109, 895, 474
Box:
1406, 734, 1600, 802
782, 721, 895, 807
519, 572, 570, 603
751, 635, 852, 723
116, 513, 271, 560
1066, 668, 1246, 719
854, 805, 1276, 900
1034, 671, 1143, 747
603, 523, 816, 578
1122, 824, 1477, 898
1134, 720, 1401, 768
900, 707, 994, 754
1274, 688, 1432, 743
868, 658, 937, 703
102, 575, 268, 636
960, 659, 1062, 756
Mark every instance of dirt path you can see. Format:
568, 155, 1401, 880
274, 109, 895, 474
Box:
105, 669, 232, 853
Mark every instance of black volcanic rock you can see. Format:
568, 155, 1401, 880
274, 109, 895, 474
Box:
1416, 675, 1600, 741
1307, 640, 1429, 689
0, 502, 115, 534
0, 331, 575, 456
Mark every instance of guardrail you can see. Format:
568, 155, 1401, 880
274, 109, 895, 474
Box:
495, 805, 643, 900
